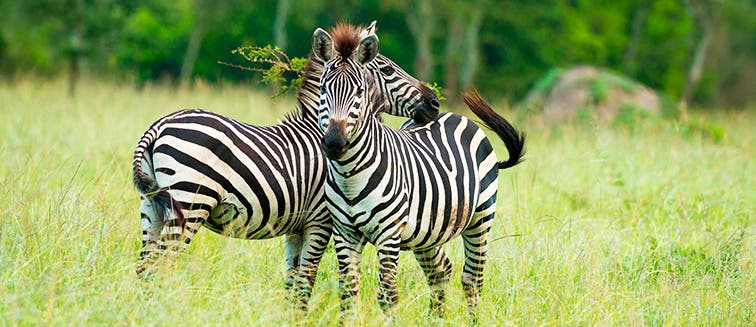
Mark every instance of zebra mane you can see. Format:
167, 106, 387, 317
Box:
366, 70, 386, 117
290, 53, 323, 121
330, 23, 362, 59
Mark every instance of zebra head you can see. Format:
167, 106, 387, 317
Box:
360, 22, 440, 124
312, 23, 438, 160
367, 55, 440, 125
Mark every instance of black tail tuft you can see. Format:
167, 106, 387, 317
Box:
462, 89, 526, 170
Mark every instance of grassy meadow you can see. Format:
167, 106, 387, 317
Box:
0, 78, 753, 326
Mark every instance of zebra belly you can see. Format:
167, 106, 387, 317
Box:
398, 205, 473, 251
204, 192, 299, 239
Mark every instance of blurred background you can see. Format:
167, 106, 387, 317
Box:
0, 0, 753, 109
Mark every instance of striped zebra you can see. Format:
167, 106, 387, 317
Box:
311, 25, 526, 320
132, 22, 439, 310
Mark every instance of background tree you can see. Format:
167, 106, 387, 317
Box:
440, 0, 485, 102
0, 0, 752, 106
16, 0, 130, 95
681, 0, 717, 105
402, 0, 436, 81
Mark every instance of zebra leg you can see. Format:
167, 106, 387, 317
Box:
376, 237, 401, 316
333, 228, 365, 317
292, 223, 332, 311
158, 208, 208, 265
461, 197, 496, 324
284, 233, 303, 291
136, 195, 164, 279
413, 247, 453, 316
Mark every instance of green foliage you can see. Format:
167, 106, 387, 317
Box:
589, 72, 638, 103
677, 118, 727, 144
589, 79, 610, 103
116, 2, 193, 82
0, 1, 752, 105
424, 81, 445, 101
612, 103, 658, 130
224, 45, 306, 96
532, 68, 563, 93
631, 1, 694, 97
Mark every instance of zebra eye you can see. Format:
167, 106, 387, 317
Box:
355, 87, 364, 96
319, 84, 326, 93
380, 66, 395, 75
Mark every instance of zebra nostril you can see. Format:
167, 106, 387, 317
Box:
431, 98, 440, 108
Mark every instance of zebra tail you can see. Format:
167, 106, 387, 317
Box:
132, 121, 186, 230
462, 89, 526, 170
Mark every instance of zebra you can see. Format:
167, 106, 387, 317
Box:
311, 25, 526, 320
132, 21, 440, 310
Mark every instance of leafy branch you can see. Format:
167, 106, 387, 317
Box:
424, 81, 445, 101
219, 45, 307, 97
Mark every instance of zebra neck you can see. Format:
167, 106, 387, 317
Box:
330, 115, 384, 176
326, 116, 402, 205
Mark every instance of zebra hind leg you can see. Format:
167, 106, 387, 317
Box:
156, 207, 208, 273
137, 195, 165, 279
413, 247, 453, 317
284, 233, 303, 291
461, 199, 495, 324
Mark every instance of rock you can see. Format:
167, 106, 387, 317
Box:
523, 65, 662, 123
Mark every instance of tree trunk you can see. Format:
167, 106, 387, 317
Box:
273, 0, 289, 51
444, 15, 462, 103
179, 18, 208, 88
180, 0, 218, 88
68, 53, 78, 97
682, 0, 716, 104
66, 3, 83, 97
405, 0, 434, 81
682, 25, 711, 104
459, 5, 483, 92
622, 4, 647, 74
270, 0, 289, 95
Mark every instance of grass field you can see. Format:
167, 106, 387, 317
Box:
1, 78, 753, 326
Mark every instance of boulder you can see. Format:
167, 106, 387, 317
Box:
523, 65, 661, 123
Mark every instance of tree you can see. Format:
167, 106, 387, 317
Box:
21, 0, 129, 95
442, 0, 485, 102
681, 0, 718, 105
403, 0, 435, 81
273, 0, 290, 50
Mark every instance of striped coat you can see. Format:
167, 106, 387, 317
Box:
312, 24, 525, 320
132, 22, 440, 310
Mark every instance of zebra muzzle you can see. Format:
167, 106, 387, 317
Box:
323, 120, 349, 160
412, 84, 440, 124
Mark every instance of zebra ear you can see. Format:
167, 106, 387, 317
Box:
361, 20, 377, 37
356, 34, 379, 65
312, 28, 335, 62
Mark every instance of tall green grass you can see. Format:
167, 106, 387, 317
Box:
1, 78, 753, 326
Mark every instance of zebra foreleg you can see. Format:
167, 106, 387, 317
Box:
333, 228, 366, 319
292, 224, 332, 311
376, 237, 401, 316
413, 247, 453, 317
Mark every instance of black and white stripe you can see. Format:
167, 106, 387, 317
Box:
132, 22, 439, 310
312, 27, 525, 320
